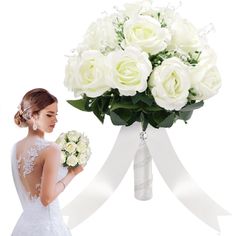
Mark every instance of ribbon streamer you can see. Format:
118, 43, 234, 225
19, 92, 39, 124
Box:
62, 123, 140, 228
62, 123, 229, 231
146, 125, 230, 231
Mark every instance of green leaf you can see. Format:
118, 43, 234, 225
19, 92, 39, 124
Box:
126, 115, 138, 126
110, 101, 139, 111
158, 113, 175, 127
152, 111, 169, 123
181, 101, 204, 112
110, 111, 128, 125
131, 93, 153, 106
179, 111, 193, 121
152, 111, 175, 128
131, 93, 142, 104
140, 96, 153, 106
144, 105, 162, 112
148, 118, 159, 129
67, 99, 88, 111
92, 101, 105, 123
101, 97, 110, 112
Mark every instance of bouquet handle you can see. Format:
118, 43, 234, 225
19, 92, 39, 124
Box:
134, 131, 153, 200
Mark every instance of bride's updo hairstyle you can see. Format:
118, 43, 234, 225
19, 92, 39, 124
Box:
14, 88, 58, 127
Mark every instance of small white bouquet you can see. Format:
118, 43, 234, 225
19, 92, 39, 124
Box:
55, 130, 91, 168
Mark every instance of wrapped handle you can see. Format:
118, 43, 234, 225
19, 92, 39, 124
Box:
134, 131, 153, 200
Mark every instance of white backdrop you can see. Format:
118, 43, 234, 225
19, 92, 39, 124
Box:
0, 0, 235, 235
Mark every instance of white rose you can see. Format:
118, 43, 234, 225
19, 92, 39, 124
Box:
79, 134, 89, 144
168, 16, 203, 53
64, 50, 111, 98
123, 15, 171, 55
149, 57, 191, 110
64, 141, 77, 154
155, 8, 178, 27
60, 151, 67, 164
55, 133, 67, 149
86, 147, 91, 157
191, 67, 221, 100
76, 141, 88, 153
189, 47, 221, 100
77, 153, 88, 166
83, 15, 118, 53
67, 130, 81, 142
195, 46, 217, 65
123, 1, 152, 18
66, 154, 78, 167
107, 46, 152, 96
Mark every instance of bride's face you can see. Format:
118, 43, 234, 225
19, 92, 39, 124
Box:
34, 102, 58, 133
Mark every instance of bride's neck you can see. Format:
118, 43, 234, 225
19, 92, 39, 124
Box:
27, 129, 44, 139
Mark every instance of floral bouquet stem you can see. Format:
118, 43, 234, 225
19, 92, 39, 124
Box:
134, 131, 153, 200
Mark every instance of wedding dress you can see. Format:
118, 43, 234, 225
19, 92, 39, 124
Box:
11, 138, 71, 236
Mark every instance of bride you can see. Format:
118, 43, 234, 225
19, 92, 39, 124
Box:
11, 88, 83, 236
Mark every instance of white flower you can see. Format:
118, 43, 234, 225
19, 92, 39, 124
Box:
79, 134, 89, 144
74, 43, 90, 57
76, 141, 88, 153
149, 57, 191, 110
66, 154, 78, 167
64, 50, 111, 98
123, 0, 152, 18
55, 133, 67, 148
86, 147, 92, 157
77, 153, 88, 166
168, 16, 203, 53
156, 7, 178, 27
60, 151, 67, 164
107, 46, 152, 96
190, 47, 221, 100
64, 141, 77, 154
67, 130, 81, 142
123, 15, 171, 55
83, 15, 118, 53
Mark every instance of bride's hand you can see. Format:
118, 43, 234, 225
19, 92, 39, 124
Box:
68, 165, 84, 176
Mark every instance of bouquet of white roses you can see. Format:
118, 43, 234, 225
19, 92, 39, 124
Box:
55, 130, 91, 167
64, 0, 221, 131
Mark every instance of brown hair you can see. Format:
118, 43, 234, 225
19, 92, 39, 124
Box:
14, 88, 58, 127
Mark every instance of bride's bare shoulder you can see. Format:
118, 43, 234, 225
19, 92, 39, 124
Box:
14, 138, 27, 150
40, 142, 61, 160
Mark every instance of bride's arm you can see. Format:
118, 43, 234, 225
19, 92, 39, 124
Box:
39, 144, 82, 206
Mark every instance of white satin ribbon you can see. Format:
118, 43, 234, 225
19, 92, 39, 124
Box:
62, 123, 140, 228
146, 125, 230, 232
62, 123, 229, 231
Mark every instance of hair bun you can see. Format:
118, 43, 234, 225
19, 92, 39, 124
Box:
14, 111, 27, 128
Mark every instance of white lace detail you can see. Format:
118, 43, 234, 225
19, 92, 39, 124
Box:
20, 139, 50, 176
12, 140, 71, 236
35, 183, 41, 191
17, 157, 21, 170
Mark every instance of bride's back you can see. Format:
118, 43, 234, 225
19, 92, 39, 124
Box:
15, 138, 50, 200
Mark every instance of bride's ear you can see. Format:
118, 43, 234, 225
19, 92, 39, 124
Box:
27, 114, 38, 126
32, 113, 39, 120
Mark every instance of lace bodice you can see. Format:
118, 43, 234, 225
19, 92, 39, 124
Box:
17, 139, 50, 177
16, 139, 51, 199
11, 138, 71, 236
15, 138, 67, 200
